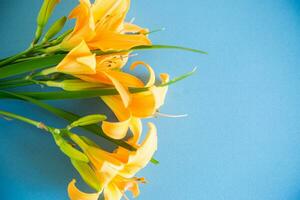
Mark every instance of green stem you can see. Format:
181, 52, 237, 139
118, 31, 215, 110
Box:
0, 47, 33, 67
0, 110, 46, 130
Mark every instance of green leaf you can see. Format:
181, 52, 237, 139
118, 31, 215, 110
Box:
71, 159, 101, 192
0, 90, 136, 151
0, 88, 147, 100
132, 45, 208, 54
0, 54, 65, 79
159, 67, 197, 87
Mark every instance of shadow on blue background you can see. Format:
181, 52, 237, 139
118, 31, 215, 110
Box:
1, 0, 300, 199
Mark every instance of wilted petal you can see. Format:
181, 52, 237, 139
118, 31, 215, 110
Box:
68, 179, 100, 200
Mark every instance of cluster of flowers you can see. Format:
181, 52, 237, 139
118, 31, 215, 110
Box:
55, 0, 168, 199
0, 0, 201, 199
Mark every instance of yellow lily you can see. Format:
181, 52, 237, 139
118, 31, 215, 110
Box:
61, 0, 151, 51
101, 62, 169, 141
55, 41, 144, 107
68, 123, 157, 200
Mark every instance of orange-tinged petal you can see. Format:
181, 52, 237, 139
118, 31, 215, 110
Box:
103, 72, 130, 107
101, 96, 130, 121
129, 91, 156, 118
62, 0, 95, 49
68, 179, 100, 200
113, 176, 141, 198
130, 61, 155, 87
104, 183, 123, 200
102, 118, 130, 140
119, 123, 157, 178
88, 30, 151, 51
105, 70, 144, 88
56, 41, 96, 75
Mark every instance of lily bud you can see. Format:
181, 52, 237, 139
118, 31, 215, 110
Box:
34, 0, 60, 43
37, 0, 60, 27
42, 16, 67, 43
53, 134, 89, 162
44, 80, 106, 91
68, 114, 107, 130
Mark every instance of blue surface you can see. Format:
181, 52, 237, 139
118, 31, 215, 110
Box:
1, 0, 300, 199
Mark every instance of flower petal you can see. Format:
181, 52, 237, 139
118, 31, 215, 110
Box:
104, 183, 123, 200
123, 23, 148, 34
56, 41, 96, 75
68, 179, 100, 200
151, 73, 170, 109
129, 91, 156, 118
105, 70, 144, 88
88, 30, 151, 51
119, 123, 157, 178
102, 118, 130, 140
103, 72, 130, 107
101, 96, 130, 121
128, 117, 142, 145
130, 61, 155, 87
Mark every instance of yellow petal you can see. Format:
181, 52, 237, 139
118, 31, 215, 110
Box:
94, 0, 129, 32
68, 179, 100, 200
123, 23, 149, 34
102, 118, 130, 140
130, 61, 155, 87
113, 176, 141, 198
88, 30, 151, 51
62, 0, 95, 49
128, 117, 142, 145
104, 183, 123, 200
92, 0, 123, 23
56, 41, 96, 75
103, 72, 130, 107
101, 96, 130, 121
150, 73, 170, 109
119, 123, 157, 178
105, 70, 144, 88
95, 53, 129, 70
129, 91, 156, 118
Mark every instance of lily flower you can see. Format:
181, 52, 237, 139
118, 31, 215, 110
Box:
55, 41, 144, 107
101, 62, 169, 141
61, 0, 151, 51
68, 123, 157, 200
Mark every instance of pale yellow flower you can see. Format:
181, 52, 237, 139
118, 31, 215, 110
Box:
68, 123, 157, 200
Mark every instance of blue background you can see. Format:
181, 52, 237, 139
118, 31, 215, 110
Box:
1, 0, 300, 199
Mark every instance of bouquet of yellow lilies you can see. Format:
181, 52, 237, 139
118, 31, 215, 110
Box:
0, 0, 205, 199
